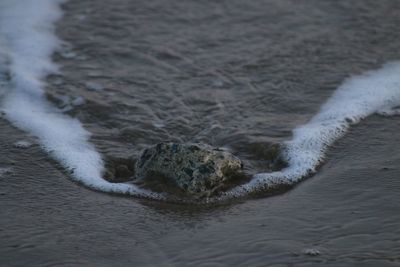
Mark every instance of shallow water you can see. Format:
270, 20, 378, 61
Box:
1, 0, 400, 265
51, 0, 400, 168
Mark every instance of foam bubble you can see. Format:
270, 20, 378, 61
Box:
14, 140, 32, 149
0, 0, 164, 200
0, 167, 12, 177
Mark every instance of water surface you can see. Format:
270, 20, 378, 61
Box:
1, 0, 400, 265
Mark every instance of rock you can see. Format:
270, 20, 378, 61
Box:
134, 142, 246, 196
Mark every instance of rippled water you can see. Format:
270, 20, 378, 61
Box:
1, 0, 400, 265
50, 0, 400, 167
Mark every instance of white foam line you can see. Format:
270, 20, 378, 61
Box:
0, 0, 164, 200
1, 1, 399, 203
218, 62, 400, 200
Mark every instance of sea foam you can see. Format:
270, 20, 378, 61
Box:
0, 1, 399, 202
221, 63, 400, 200
0, 0, 162, 200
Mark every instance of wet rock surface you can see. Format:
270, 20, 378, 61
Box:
134, 143, 246, 196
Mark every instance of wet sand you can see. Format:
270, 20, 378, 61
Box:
1, 115, 400, 266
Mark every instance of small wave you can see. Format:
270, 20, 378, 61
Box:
220, 62, 400, 200
0, 0, 163, 200
1, 1, 399, 203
